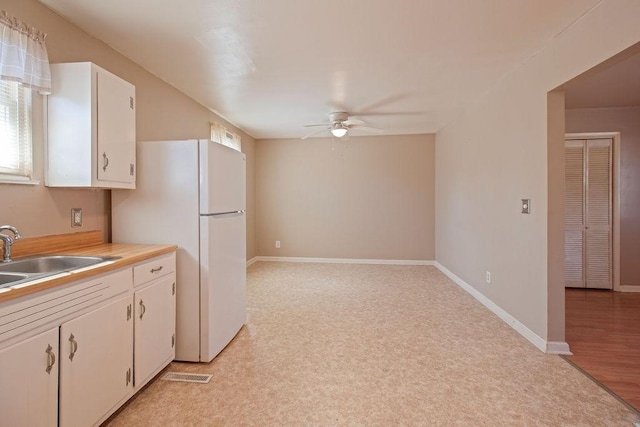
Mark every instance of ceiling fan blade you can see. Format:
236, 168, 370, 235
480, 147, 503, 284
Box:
343, 118, 365, 126
349, 111, 425, 117
304, 123, 330, 127
348, 125, 384, 134
301, 127, 329, 140
354, 93, 411, 114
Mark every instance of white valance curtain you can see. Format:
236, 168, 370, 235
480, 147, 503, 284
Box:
0, 10, 51, 94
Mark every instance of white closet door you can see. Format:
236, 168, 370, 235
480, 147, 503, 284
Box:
564, 140, 585, 287
585, 139, 612, 288
564, 138, 612, 289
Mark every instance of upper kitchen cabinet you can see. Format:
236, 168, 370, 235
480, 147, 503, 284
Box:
47, 62, 136, 189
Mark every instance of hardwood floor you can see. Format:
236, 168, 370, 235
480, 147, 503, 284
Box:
565, 288, 640, 412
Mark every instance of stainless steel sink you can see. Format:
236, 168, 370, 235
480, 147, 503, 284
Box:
0, 255, 118, 274
0, 255, 120, 289
0, 272, 29, 287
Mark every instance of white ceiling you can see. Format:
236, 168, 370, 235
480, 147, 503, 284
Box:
40, 0, 603, 139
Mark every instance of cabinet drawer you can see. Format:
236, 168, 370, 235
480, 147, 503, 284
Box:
133, 253, 175, 287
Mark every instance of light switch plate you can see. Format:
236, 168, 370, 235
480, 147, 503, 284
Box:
71, 208, 82, 227
521, 199, 531, 214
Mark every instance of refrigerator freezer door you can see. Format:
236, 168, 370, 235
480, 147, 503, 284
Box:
199, 140, 246, 214
199, 213, 247, 362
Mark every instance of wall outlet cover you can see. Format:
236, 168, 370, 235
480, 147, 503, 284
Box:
71, 208, 82, 227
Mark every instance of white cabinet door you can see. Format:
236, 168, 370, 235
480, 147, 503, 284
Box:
0, 328, 59, 427
47, 62, 136, 189
59, 296, 133, 427
97, 69, 136, 184
134, 275, 176, 387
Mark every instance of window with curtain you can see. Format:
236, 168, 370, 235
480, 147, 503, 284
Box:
0, 80, 31, 178
211, 121, 242, 152
0, 10, 51, 182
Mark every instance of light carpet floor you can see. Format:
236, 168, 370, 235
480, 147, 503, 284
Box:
108, 262, 639, 426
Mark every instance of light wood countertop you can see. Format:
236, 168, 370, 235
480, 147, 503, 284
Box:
0, 238, 176, 304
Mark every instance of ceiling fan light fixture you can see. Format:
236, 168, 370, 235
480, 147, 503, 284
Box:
331, 125, 347, 138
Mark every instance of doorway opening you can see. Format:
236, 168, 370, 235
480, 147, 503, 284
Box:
549, 41, 640, 412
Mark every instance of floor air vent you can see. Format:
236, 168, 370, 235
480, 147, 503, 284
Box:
161, 372, 213, 384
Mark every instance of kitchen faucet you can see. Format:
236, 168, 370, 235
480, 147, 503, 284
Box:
0, 225, 22, 262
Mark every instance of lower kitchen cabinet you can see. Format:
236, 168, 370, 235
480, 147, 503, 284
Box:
0, 251, 176, 426
0, 327, 59, 427
59, 295, 133, 427
134, 275, 176, 387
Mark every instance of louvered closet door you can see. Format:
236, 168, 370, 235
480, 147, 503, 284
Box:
564, 138, 612, 289
565, 140, 585, 287
585, 139, 612, 288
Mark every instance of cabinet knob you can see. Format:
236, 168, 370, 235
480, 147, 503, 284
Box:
102, 152, 109, 172
45, 344, 56, 374
139, 299, 146, 320
68, 333, 78, 361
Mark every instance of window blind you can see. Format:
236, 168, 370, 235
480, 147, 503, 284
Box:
0, 80, 32, 178
211, 121, 241, 152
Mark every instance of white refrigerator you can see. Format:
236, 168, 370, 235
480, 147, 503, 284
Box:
112, 140, 246, 362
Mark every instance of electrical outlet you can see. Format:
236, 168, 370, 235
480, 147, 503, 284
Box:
485, 271, 491, 284
71, 208, 82, 227
275, 240, 281, 249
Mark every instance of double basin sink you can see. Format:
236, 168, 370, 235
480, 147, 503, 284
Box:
0, 255, 120, 289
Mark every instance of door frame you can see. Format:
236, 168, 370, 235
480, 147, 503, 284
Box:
565, 132, 620, 291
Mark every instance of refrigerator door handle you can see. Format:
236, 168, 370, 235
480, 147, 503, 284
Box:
201, 210, 245, 218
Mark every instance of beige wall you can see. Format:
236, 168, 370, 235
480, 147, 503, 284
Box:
435, 0, 640, 344
0, 0, 256, 259
566, 106, 640, 287
547, 91, 566, 343
256, 134, 435, 260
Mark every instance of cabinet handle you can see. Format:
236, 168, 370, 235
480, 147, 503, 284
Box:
150, 266, 163, 273
68, 334, 78, 361
45, 344, 56, 374
139, 299, 146, 319
102, 152, 109, 172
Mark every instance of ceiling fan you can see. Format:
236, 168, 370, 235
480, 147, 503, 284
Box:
301, 112, 383, 140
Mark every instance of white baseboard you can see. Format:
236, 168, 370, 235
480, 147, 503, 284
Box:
246, 257, 258, 267
251, 256, 435, 266
435, 262, 548, 353
546, 341, 572, 355
619, 285, 640, 293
